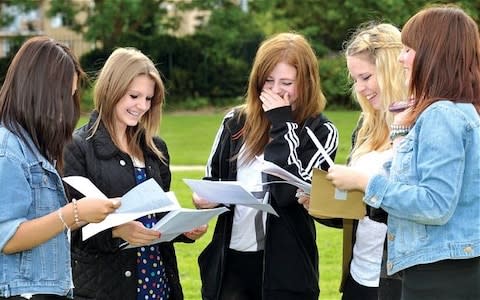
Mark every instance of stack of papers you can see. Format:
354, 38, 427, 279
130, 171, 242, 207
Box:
62, 176, 228, 243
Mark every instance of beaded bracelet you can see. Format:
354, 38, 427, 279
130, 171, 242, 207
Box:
58, 207, 70, 230
389, 124, 411, 141
390, 124, 411, 131
72, 198, 80, 226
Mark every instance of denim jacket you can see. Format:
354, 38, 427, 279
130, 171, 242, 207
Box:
364, 101, 480, 275
0, 125, 72, 297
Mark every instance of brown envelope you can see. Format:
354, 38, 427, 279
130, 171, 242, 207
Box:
308, 168, 366, 220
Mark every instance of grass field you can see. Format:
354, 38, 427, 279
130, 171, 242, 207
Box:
77, 109, 361, 299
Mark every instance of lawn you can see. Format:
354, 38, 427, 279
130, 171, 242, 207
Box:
77, 109, 361, 299
159, 109, 360, 166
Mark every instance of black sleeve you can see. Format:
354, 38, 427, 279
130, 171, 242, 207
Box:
264, 106, 339, 207
63, 134, 124, 254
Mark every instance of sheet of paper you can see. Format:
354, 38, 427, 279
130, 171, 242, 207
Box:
63, 176, 181, 240
183, 179, 278, 216
255, 157, 312, 193
63, 176, 108, 199
121, 207, 229, 248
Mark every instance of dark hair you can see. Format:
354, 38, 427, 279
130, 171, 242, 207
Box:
0, 36, 84, 170
401, 4, 480, 123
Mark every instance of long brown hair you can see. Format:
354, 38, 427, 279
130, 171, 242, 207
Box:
241, 32, 326, 163
89, 47, 165, 161
0, 36, 84, 171
401, 4, 480, 125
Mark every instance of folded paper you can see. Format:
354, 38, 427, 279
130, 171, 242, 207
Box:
63, 176, 180, 240
121, 207, 229, 248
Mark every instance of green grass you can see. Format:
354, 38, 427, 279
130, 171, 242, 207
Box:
77, 109, 360, 299
161, 110, 360, 165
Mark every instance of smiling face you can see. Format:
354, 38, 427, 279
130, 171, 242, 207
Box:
347, 54, 382, 111
113, 74, 155, 134
398, 46, 416, 86
262, 62, 298, 109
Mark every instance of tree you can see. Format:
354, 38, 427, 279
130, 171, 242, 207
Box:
48, 0, 177, 50
0, 0, 38, 28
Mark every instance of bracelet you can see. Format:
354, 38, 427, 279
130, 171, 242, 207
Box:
72, 198, 80, 226
58, 208, 70, 230
390, 124, 411, 131
389, 129, 410, 141
389, 124, 411, 141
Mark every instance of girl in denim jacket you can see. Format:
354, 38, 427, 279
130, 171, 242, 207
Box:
327, 5, 480, 300
0, 37, 119, 300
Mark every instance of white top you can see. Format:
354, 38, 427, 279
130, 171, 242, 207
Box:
229, 147, 267, 252
349, 149, 392, 287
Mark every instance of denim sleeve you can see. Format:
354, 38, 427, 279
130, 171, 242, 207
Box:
0, 154, 30, 250
364, 104, 467, 225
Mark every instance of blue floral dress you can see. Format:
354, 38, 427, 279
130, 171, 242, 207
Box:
134, 166, 171, 300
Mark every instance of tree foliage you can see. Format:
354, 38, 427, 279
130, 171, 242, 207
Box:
2, 0, 479, 108
48, 0, 176, 50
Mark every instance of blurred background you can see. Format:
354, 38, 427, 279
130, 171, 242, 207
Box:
0, 0, 478, 113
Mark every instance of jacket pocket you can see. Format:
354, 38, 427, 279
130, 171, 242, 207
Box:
390, 218, 427, 255
30, 165, 62, 211
392, 136, 415, 181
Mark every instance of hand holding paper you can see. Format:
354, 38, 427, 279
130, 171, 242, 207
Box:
120, 207, 228, 248
113, 220, 162, 246
326, 164, 370, 192
63, 176, 180, 240
183, 179, 278, 216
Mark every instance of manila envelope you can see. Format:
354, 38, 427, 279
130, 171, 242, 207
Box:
308, 168, 366, 220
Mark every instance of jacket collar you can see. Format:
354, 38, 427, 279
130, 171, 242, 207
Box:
85, 111, 154, 160
86, 111, 122, 160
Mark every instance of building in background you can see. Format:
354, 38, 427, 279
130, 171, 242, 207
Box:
0, 0, 94, 58
0, 0, 237, 58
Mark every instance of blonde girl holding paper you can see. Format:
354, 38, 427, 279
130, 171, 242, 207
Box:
63, 47, 206, 300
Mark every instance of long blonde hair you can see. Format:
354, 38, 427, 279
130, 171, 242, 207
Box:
90, 47, 165, 160
345, 23, 407, 161
240, 32, 326, 163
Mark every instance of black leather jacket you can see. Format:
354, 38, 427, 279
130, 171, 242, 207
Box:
63, 112, 188, 300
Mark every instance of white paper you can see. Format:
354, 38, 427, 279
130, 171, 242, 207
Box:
306, 127, 347, 200
305, 127, 335, 168
183, 179, 278, 216
121, 207, 229, 249
63, 176, 108, 199
62, 176, 181, 240
255, 157, 312, 193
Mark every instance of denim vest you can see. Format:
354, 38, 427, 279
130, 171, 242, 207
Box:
364, 101, 480, 275
0, 125, 72, 297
